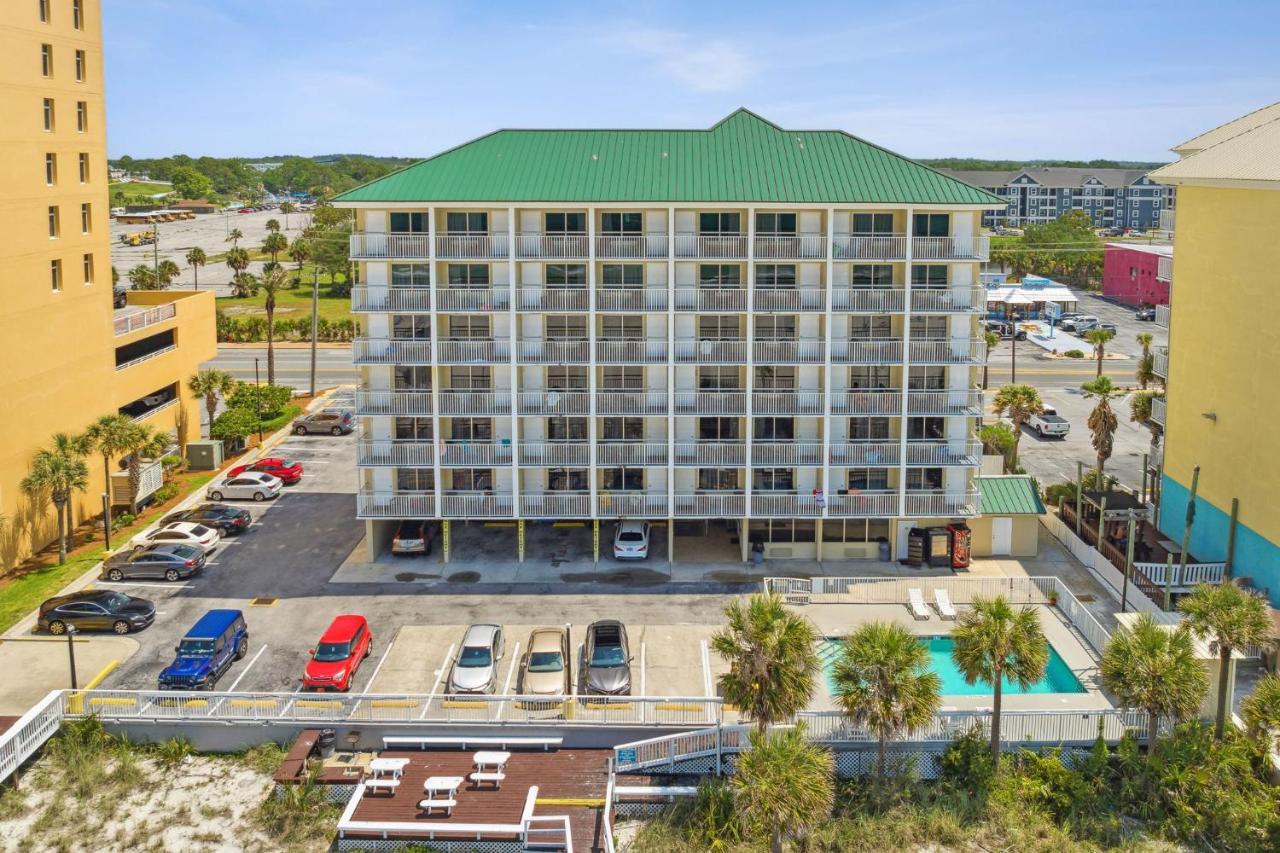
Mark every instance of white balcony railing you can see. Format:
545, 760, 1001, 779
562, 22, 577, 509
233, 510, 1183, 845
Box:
674, 287, 748, 311
357, 440, 435, 467
752, 340, 825, 364
597, 492, 669, 517
439, 441, 512, 466
832, 234, 907, 261
441, 491, 514, 518
521, 491, 592, 517
831, 288, 906, 312
597, 390, 667, 415
435, 233, 509, 259
907, 389, 983, 416
349, 233, 430, 260
752, 288, 825, 311
830, 339, 904, 364
674, 442, 746, 466
595, 234, 668, 259
673, 492, 745, 517
752, 391, 823, 415
515, 233, 589, 259
752, 492, 823, 517
673, 390, 745, 414
911, 235, 989, 261
520, 442, 590, 466
436, 339, 510, 363
1153, 347, 1169, 379
829, 442, 901, 466
1154, 303, 1170, 328
903, 490, 981, 516
752, 442, 823, 466
909, 339, 985, 364
351, 287, 431, 312
518, 339, 590, 363
753, 234, 826, 259
827, 491, 899, 517
1150, 396, 1166, 426
356, 491, 436, 518
596, 288, 668, 311
113, 302, 176, 336
437, 389, 512, 415
831, 390, 902, 415
595, 442, 668, 465
355, 390, 433, 416
518, 287, 589, 311
518, 390, 590, 415
673, 339, 747, 363
353, 338, 432, 364
673, 234, 747, 258
905, 440, 982, 466
595, 340, 668, 363
435, 287, 510, 312
910, 287, 985, 313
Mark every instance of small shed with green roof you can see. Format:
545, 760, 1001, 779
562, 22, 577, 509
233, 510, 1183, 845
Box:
970, 475, 1046, 557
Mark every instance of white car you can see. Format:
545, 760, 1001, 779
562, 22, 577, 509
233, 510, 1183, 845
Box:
207, 471, 283, 502
613, 520, 651, 560
130, 521, 221, 554
447, 625, 505, 694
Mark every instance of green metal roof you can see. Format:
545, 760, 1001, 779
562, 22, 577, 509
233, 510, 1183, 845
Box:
334, 109, 1003, 206
976, 476, 1046, 515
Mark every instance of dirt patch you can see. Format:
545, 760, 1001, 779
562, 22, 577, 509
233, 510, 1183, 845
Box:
559, 568, 670, 585
446, 570, 482, 583
702, 570, 759, 584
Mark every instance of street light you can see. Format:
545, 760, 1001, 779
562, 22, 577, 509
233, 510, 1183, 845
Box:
65, 624, 79, 690
253, 357, 264, 445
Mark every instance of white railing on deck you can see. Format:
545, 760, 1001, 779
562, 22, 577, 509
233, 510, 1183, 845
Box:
113, 302, 176, 336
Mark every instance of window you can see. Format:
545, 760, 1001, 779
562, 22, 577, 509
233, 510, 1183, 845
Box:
47, 205, 59, 237
601, 365, 642, 389
545, 212, 585, 234
75, 100, 85, 132
392, 315, 431, 340
849, 417, 891, 439
74, 50, 85, 82
698, 212, 740, 234
698, 315, 739, 340
43, 98, 54, 131
907, 366, 945, 390
82, 253, 93, 284
546, 315, 586, 340
698, 366, 740, 390
445, 212, 486, 234
755, 212, 796, 235
549, 366, 589, 389
906, 468, 943, 490
72, 0, 83, 29
80, 202, 91, 233
851, 264, 893, 287
548, 469, 589, 491
394, 418, 433, 440
601, 417, 643, 441
698, 468, 739, 490
600, 212, 641, 234
45, 152, 57, 185
849, 315, 892, 339
50, 259, 62, 291
545, 263, 586, 286
446, 263, 488, 286
601, 315, 641, 339
754, 366, 795, 389
753, 468, 794, 491
390, 263, 430, 287
450, 418, 492, 442
396, 468, 434, 491
389, 212, 427, 233
851, 213, 894, 235
601, 264, 642, 286
848, 468, 890, 491
753, 417, 794, 440
39, 0, 49, 23
755, 264, 796, 288
907, 417, 945, 440
698, 264, 740, 287
754, 315, 795, 340
393, 365, 431, 390
547, 417, 588, 441
603, 467, 644, 491
912, 213, 949, 237
78, 153, 89, 183
449, 366, 490, 390
698, 417, 739, 440
448, 316, 489, 339
909, 316, 948, 340
41, 44, 52, 77
911, 265, 948, 287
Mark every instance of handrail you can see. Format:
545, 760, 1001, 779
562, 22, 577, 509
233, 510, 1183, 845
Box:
113, 302, 176, 336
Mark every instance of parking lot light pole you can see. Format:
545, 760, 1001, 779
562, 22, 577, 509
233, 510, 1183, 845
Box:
310, 266, 319, 397
254, 357, 264, 445
66, 625, 79, 690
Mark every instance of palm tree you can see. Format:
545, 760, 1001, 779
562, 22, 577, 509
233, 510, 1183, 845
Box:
265, 218, 281, 234
1083, 327, 1116, 378
259, 265, 288, 386
981, 329, 1000, 389
1179, 581, 1272, 738
1081, 376, 1121, 475
279, 201, 295, 230
1240, 674, 1280, 755
1100, 614, 1207, 750
226, 227, 243, 248
262, 231, 288, 266
188, 369, 237, 438
225, 247, 251, 295
127, 264, 158, 290
831, 622, 941, 775
978, 422, 1017, 473
21, 436, 90, 564
711, 592, 819, 733
185, 247, 207, 290
731, 725, 833, 853
950, 595, 1048, 768
990, 384, 1043, 470
288, 236, 311, 272
1135, 332, 1154, 390
84, 414, 137, 541
156, 259, 180, 288
120, 423, 170, 516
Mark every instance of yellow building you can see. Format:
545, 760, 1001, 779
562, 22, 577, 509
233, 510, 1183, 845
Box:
0, 2, 215, 571
1150, 103, 1280, 604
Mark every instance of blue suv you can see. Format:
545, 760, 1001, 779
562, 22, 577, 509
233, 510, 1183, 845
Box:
158, 609, 249, 690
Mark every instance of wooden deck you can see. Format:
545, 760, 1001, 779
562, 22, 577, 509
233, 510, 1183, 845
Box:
0, 717, 18, 738
342, 748, 628, 852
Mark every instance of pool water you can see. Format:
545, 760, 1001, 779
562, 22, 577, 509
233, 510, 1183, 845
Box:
819, 636, 1085, 696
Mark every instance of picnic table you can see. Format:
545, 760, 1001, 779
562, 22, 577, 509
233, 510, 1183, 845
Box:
369, 757, 410, 779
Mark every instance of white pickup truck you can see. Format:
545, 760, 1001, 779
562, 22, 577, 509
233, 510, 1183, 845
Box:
1028, 405, 1070, 438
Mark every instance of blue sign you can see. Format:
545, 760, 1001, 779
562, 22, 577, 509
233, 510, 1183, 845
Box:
617, 748, 637, 764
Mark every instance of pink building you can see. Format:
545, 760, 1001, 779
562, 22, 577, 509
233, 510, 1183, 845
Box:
1103, 242, 1171, 307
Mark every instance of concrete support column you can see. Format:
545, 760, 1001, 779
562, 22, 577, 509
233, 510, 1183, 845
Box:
815, 519, 823, 563
442, 519, 450, 564
667, 518, 674, 564
517, 518, 525, 563
741, 518, 750, 563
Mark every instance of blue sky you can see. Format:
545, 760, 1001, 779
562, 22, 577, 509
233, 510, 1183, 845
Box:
104, 0, 1280, 161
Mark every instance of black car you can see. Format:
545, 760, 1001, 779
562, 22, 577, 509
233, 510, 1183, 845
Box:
584, 620, 632, 695
38, 590, 155, 635
101, 543, 205, 582
1134, 307, 1156, 321
113, 286, 128, 308
162, 503, 252, 535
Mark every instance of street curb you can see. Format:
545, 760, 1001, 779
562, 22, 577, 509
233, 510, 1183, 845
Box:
218, 342, 353, 350
1, 387, 343, 640
84, 659, 118, 689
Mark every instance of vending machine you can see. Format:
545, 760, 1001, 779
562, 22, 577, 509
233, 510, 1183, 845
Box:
947, 522, 972, 570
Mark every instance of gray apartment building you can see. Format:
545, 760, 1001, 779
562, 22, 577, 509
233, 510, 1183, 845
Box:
939, 167, 1174, 230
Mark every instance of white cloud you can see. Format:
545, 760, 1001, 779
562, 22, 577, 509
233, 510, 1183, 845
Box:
619, 28, 756, 93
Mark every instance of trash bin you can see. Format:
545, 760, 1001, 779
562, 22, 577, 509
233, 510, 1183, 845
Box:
317, 728, 337, 759
877, 538, 891, 562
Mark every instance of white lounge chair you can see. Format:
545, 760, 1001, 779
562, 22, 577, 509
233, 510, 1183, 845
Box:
934, 589, 957, 620
908, 588, 931, 620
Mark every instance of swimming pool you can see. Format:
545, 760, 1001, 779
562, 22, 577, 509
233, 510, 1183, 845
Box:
819, 636, 1085, 696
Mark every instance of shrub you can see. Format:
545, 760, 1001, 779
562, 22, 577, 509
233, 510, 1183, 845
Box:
110, 512, 135, 532
210, 407, 259, 441
227, 382, 294, 419
152, 483, 179, 503
1063, 349, 1085, 358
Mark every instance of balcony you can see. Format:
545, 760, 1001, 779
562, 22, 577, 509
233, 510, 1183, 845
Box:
752, 340, 824, 364
515, 233, 588, 259
903, 490, 981, 517
1157, 255, 1172, 282
911, 236, 989, 261
518, 390, 590, 415
752, 492, 823, 517
357, 440, 435, 467
674, 233, 747, 259
753, 288, 825, 312
518, 287, 588, 312
831, 339, 904, 364
597, 390, 667, 415
351, 287, 431, 312
1154, 304, 1170, 328
832, 234, 907, 261
436, 339, 510, 364
1150, 396, 1166, 427
435, 288, 510, 312
520, 441, 589, 466
596, 288, 668, 311
349, 233, 430, 260
827, 491, 898, 517
595, 339, 668, 364
910, 287, 985, 313
752, 390, 823, 415
439, 441, 512, 467
596, 442, 668, 465
357, 491, 435, 518
753, 234, 827, 260
830, 442, 900, 466
674, 492, 745, 517
521, 491, 592, 518
1153, 347, 1169, 379
674, 390, 745, 415
441, 490, 515, 518
674, 441, 746, 466
907, 389, 983, 416
113, 302, 176, 336
752, 441, 823, 466
905, 439, 982, 466
353, 338, 432, 364
832, 288, 905, 313
674, 287, 748, 312
595, 234, 669, 259
673, 339, 747, 363
908, 339, 985, 364
436, 233, 509, 259
355, 389, 433, 416
519, 339, 590, 364
438, 389, 512, 415
831, 390, 901, 416
597, 492, 668, 517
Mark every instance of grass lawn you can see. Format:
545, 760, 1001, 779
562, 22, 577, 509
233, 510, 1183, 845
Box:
216, 264, 354, 325
109, 180, 173, 196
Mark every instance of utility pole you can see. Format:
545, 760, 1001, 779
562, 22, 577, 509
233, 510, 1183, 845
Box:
152, 219, 160, 287
310, 266, 319, 397
253, 357, 264, 445
1010, 326, 1017, 384
1074, 461, 1083, 535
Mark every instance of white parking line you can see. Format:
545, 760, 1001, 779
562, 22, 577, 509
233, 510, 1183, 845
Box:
96, 581, 192, 590
420, 642, 455, 720
495, 641, 521, 720
360, 639, 395, 693
574, 641, 584, 696
225, 644, 268, 692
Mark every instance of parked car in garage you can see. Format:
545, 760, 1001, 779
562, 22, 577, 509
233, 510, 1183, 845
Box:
207, 471, 282, 502
518, 627, 571, 697
612, 520, 651, 560
228, 457, 304, 485
129, 521, 221, 554
101, 543, 206, 582
448, 624, 504, 694
302, 615, 373, 692
162, 504, 252, 535
292, 410, 354, 435
584, 620, 632, 695
392, 519, 439, 556
38, 590, 155, 635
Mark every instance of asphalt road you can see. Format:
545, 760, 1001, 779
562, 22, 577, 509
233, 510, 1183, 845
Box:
204, 347, 358, 388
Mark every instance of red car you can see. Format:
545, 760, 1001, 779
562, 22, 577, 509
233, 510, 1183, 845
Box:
302, 615, 373, 692
227, 457, 303, 485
